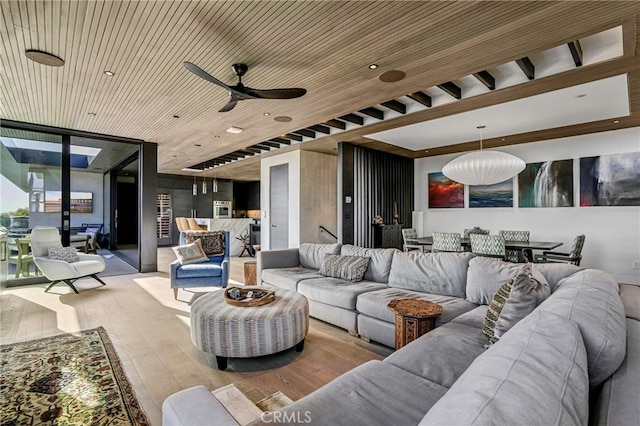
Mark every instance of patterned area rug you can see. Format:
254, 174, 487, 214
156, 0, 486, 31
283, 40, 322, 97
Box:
0, 327, 148, 425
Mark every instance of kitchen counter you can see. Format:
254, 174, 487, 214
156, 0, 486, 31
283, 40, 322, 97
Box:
194, 218, 255, 256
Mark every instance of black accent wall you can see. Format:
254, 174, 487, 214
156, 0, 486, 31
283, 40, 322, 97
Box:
339, 143, 414, 247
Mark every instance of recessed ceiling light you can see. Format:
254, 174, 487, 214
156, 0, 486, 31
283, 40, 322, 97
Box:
214, 135, 221, 139
368, 63, 379, 70
173, 115, 180, 118
25, 50, 64, 66
226, 126, 243, 134
576, 94, 587, 98
87, 112, 96, 116
379, 70, 406, 83
501, 138, 506, 141
425, 150, 429, 153
195, 144, 201, 147
263, 112, 271, 116
613, 120, 620, 123
274, 116, 292, 123
104, 70, 115, 76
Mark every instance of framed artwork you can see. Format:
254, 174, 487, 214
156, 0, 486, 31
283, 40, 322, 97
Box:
45, 191, 93, 213
428, 172, 463, 208
518, 160, 573, 207
580, 152, 640, 206
469, 179, 513, 208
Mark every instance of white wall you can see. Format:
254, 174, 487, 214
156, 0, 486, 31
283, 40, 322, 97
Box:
261, 151, 301, 250
415, 127, 640, 285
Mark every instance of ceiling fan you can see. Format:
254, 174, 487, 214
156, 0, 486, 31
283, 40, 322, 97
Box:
184, 62, 307, 112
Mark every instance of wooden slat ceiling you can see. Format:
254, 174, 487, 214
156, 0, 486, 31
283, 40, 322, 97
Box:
1, 1, 639, 181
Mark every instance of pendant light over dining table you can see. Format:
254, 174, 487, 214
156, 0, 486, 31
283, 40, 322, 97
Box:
442, 125, 525, 186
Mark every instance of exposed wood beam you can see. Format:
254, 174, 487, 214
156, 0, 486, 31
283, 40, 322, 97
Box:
324, 119, 347, 130
381, 100, 407, 114
473, 70, 496, 90
437, 82, 462, 99
339, 113, 364, 125
309, 124, 331, 134
567, 41, 583, 67
219, 153, 242, 160
271, 137, 290, 144
253, 143, 273, 150
516, 57, 535, 80
235, 150, 254, 156
359, 107, 385, 120
261, 141, 281, 148
293, 128, 316, 138
622, 16, 636, 58
282, 133, 303, 142
243, 147, 262, 154
407, 91, 432, 107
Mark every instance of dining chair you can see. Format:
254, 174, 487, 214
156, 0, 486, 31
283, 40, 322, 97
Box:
401, 228, 429, 253
175, 217, 189, 232
499, 230, 531, 262
535, 234, 585, 266
470, 234, 506, 260
463, 227, 490, 238
432, 232, 463, 253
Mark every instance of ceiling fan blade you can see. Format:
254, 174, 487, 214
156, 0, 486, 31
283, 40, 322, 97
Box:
184, 62, 231, 93
244, 87, 307, 99
218, 99, 238, 112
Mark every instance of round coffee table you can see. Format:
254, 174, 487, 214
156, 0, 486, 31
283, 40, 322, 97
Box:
190, 287, 309, 370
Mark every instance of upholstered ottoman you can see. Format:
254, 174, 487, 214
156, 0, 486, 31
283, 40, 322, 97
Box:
190, 287, 309, 370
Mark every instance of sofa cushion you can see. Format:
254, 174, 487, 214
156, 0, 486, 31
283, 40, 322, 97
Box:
297, 278, 386, 310
537, 269, 626, 387
420, 310, 589, 426
483, 263, 550, 343
319, 254, 370, 282
466, 257, 580, 304
175, 261, 223, 279
385, 322, 486, 388
260, 267, 323, 292
340, 245, 396, 283
388, 251, 475, 298
48, 246, 80, 263
356, 287, 476, 326
298, 243, 341, 270
593, 318, 640, 426
260, 360, 448, 426
172, 239, 209, 265
183, 231, 225, 256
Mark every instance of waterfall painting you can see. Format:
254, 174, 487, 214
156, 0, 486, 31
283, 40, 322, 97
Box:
470, 179, 514, 208
518, 160, 573, 207
580, 152, 640, 206
429, 172, 464, 208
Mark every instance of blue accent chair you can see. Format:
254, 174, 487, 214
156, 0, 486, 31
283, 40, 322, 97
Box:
170, 231, 230, 300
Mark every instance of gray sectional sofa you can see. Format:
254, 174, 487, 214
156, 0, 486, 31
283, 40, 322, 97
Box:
162, 243, 639, 426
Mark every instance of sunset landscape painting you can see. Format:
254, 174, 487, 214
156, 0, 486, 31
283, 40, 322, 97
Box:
429, 172, 464, 208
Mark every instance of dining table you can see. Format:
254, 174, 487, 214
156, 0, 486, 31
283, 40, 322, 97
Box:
406, 236, 563, 262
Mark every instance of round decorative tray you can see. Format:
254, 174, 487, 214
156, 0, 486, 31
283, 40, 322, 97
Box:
224, 286, 275, 307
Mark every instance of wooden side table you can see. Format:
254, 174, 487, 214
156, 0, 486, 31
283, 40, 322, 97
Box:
387, 299, 442, 350
244, 261, 257, 285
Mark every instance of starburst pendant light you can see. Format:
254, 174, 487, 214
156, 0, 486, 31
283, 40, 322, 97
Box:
442, 125, 525, 186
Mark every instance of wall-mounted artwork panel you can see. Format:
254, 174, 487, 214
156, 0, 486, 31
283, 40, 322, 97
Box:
428, 172, 463, 208
580, 152, 640, 206
518, 160, 573, 207
469, 179, 513, 208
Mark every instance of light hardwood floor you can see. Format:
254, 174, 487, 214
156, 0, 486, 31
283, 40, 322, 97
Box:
0, 248, 391, 425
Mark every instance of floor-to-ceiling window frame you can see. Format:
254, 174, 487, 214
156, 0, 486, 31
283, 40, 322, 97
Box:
0, 119, 156, 286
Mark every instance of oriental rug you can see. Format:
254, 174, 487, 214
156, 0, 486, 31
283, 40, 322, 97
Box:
0, 327, 148, 425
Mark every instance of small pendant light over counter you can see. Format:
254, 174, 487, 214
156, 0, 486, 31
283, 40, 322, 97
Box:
192, 176, 197, 195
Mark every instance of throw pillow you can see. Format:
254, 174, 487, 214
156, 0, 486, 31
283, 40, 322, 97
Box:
319, 254, 370, 282
183, 231, 225, 256
482, 263, 551, 344
172, 239, 209, 265
48, 246, 80, 263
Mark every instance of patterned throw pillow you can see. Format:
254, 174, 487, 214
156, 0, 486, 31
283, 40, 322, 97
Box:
172, 239, 209, 265
183, 231, 225, 256
48, 246, 80, 263
319, 254, 370, 282
483, 263, 551, 344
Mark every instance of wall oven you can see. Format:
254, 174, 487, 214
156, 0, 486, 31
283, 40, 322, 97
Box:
213, 200, 232, 219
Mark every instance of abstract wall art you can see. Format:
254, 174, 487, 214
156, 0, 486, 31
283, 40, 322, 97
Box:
518, 159, 573, 207
428, 172, 463, 208
469, 179, 514, 208
580, 152, 640, 206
